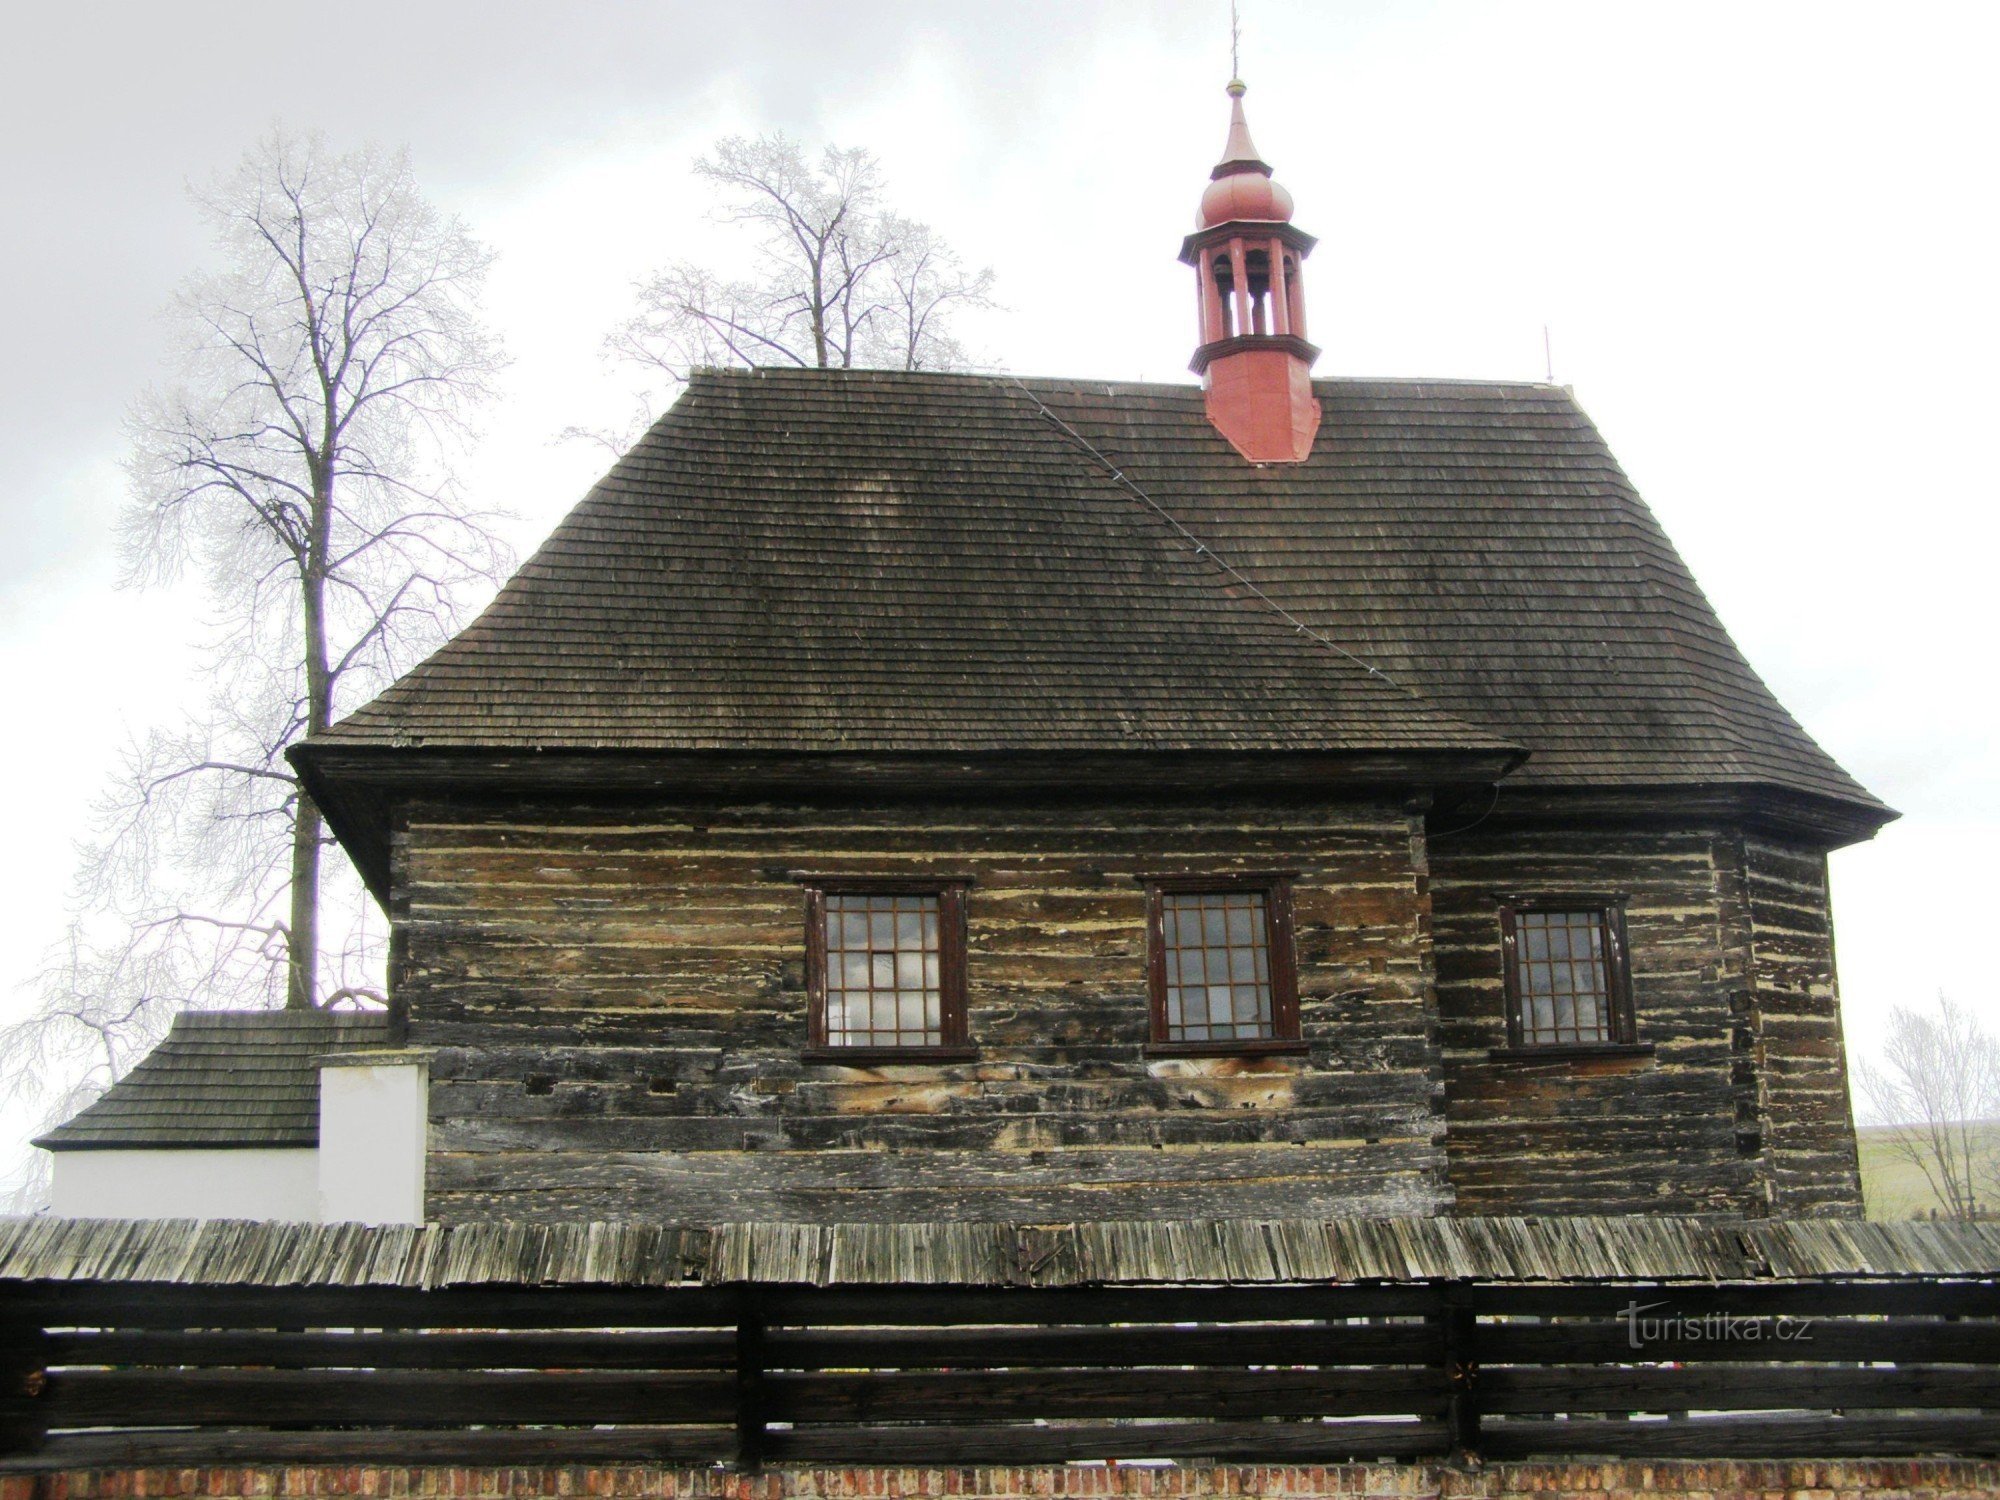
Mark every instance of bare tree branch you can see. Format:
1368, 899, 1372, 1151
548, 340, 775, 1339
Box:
3, 127, 514, 1207
1859, 994, 2000, 1220
589, 132, 994, 452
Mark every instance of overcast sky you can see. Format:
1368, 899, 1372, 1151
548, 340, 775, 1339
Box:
2, 1, 1995, 1174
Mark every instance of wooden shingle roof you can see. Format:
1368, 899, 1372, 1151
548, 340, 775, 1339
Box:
34, 1011, 391, 1151
313, 368, 1883, 821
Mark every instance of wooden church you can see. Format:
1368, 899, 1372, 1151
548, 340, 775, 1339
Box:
44, 81, 1892, 1227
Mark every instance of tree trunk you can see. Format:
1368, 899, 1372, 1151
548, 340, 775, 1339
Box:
286, 798, 321, 1011
288, 461, 336, 1011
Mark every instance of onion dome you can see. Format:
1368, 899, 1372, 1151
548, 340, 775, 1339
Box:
1196, 80, 1295, 229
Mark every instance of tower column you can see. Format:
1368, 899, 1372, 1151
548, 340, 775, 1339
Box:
1268, 236, 1291, 336
1200, 258, 1227, 344
1228, 238, 1252, 340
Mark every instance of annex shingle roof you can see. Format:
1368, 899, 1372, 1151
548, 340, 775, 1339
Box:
35, 1011, 391, 1151
316, 368, 1881, 816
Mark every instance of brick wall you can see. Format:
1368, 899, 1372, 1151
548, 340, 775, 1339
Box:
11, 1462, 1998, 1500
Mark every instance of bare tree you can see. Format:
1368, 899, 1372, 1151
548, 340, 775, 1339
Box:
1859, 994, 2000, 1220
596, 134, 992, 436
2, 129, 510, 1203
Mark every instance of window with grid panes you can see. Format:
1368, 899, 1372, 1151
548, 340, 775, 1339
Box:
1500, 903, 1634, 1049
803, 882, 970, 1056
1144, 878, 1300, 1050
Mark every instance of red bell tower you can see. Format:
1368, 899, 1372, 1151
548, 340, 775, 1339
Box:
1179, 80, 1321, 464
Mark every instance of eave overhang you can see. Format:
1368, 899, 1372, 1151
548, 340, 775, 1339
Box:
1178, 220, 1319, 266
1427, 780, 1899, 852
291, 742, 1531, 903
1189, 332, 1322, 377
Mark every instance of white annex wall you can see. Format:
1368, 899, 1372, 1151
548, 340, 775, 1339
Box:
49, 1148, 320, 1222
42, 1057, 430, 1224
318, 1059, 429, 1225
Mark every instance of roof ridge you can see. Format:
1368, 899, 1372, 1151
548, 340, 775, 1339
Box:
701, 365, 1573, 398
992, 375, 1521, 752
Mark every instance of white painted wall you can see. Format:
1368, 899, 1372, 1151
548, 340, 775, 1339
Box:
318, 1057, 428, 1224
49, 1147, 320, 1221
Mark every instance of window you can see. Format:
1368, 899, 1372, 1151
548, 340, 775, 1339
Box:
801, 878, 971, 1059
1143, 875, 1302, 1054
1499, 900, 1637, 1051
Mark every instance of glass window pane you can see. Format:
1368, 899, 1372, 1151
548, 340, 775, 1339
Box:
820, 891, 945, 1048
1512, 910, 1614, 1045
1157, 890, 1277, 1045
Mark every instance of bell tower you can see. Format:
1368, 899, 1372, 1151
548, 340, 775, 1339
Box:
1179, 80, 1321, 464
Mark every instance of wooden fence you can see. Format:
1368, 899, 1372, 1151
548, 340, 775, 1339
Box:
4, 1276, 1999, 1469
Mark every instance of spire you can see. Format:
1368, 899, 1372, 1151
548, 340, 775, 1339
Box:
1214, 80, 1269, 177
1197, 81, 1292, 229
1177, 78, 1321, 464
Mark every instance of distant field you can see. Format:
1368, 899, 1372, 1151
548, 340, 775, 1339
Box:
1857, 1122, 2000, 1219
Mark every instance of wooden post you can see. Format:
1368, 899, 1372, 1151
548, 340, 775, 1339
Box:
1443, 1283, 1481, 1467
735, 1297, 767, 1473
0, 1307, 48, 1458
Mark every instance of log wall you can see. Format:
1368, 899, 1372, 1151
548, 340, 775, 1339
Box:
1720, 834, 1865, 1215
398, 794, 1863, 1223
1430, 821, 1862, 1216
400, 796, 1449, 1223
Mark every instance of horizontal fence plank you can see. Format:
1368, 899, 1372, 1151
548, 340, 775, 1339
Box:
22, 1278, 1998, 1331
751, 1284, 1451, 1325
1478, 1365, 2000, 1415
45, 1369, 734, 1429
0, 1427, 733, 1471
1470, 1282, 2000, 1319
764, 1418, 1452, 1465
766, 1322, 1444, 1370
46, 1328, 736, 1371
16, 1284, 741, 1331
767, 1367, 1446, 1423
1482, 1317, 2000, 1366
1479, 1414, 2000, 1460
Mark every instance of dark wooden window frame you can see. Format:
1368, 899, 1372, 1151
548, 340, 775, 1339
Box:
797, 874, 975, 1063
1139, 872, 1306, 1058
1493, 895, 1651, 1059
